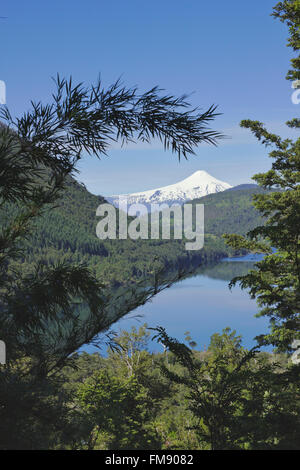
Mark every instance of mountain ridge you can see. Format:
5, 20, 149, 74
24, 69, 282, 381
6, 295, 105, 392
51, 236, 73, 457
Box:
106, 170, 232, 212
0, 174, 265, 285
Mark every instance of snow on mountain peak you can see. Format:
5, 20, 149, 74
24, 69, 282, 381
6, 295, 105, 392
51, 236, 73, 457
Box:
106, 171, 232, 212
175, 170, 224, 188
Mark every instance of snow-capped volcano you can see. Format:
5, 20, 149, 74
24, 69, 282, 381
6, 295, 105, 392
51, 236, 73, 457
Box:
106, 170, 232, 212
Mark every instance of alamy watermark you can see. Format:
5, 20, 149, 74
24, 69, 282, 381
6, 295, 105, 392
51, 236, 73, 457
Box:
0, 80, 6, 105
96, 199, 204, 250
291, 79, 300, 105
0, 340, 6, 365
291, 339, 300, 365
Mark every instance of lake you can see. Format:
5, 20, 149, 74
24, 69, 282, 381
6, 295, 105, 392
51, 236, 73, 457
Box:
82, 253, 270, 354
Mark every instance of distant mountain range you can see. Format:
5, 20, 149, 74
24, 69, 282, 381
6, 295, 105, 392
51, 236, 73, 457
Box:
106, 170, 232, 212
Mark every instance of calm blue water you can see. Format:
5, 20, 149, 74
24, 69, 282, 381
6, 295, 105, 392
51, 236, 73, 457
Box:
82, 254, 270, 354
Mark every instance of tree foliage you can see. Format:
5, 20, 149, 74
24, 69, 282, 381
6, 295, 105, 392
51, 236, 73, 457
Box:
152, 327, 300, 450
0, 75, 222, 448
223, 0, 300, 351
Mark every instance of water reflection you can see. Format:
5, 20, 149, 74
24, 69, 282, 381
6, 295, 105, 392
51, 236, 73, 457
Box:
109, 254, 270, 353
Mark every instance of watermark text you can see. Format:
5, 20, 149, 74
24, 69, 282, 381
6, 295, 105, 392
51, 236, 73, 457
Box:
96, 199, 204, 251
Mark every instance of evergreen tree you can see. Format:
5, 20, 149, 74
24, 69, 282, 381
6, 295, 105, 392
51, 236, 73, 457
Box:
152, 326, 300, 449
0, 75, 222, 448
224, 0, 300, 352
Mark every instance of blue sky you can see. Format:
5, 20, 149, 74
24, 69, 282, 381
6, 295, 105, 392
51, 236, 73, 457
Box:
1, 0, 298, 195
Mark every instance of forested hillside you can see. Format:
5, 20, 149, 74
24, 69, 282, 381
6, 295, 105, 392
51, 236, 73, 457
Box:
0, 178, 266, 285
192, 186, 267, 236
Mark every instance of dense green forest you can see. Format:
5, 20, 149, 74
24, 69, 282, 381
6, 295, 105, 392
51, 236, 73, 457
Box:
191, 186, 266, 236
0, 175, 265, 286
0, 0, 299, 452
8, 324, 295, 450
